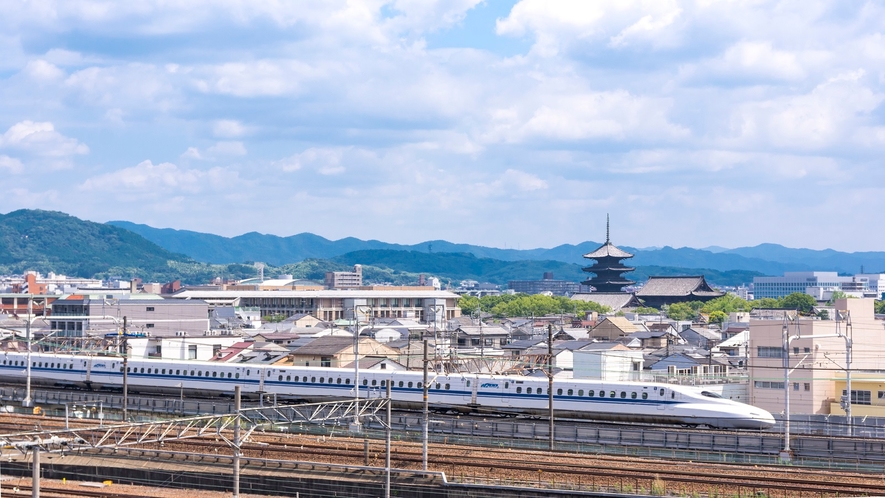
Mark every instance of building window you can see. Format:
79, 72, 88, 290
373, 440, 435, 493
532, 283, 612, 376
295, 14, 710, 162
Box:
804, 383, 811, 391
757, 347, 783, 358
146, 323, 155, 328
188, 345, 197, 360
754, 381, 786, 389
321, 357, 331, 368
793, 382, 799, 391
843, 390, 872, 405
146, 306, 155, 312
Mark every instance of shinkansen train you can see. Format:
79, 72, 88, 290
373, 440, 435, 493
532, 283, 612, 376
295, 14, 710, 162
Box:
0, 352, 775, 430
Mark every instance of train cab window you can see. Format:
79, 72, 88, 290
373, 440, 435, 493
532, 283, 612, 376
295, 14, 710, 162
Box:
642, 392, 648, 399
567, 389, 573, 396
398, 381, 404, 387
660, 388, 665, 396
527, 387, 533, 394
700, 391, 722, 398
445, 383, 450, 390
620, 392, 626, 399
631, 392, 637, 399
671, 392, 675, 399
407, 381, 413, 388
516, 387, 522, 393
363, 379, 368, 386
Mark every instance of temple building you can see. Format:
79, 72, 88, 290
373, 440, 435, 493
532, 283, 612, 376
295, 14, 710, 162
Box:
634, 276, 725, 308
580, 216, 635, 293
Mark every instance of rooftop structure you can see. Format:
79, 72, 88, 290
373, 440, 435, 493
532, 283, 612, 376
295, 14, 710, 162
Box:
580, 216, 635, 293
634, 276, 725, 308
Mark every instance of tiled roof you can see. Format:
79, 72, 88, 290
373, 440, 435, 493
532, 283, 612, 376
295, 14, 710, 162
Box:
570, 292, 641, 311
635, 276, 723, 297
583, 242, 634, 259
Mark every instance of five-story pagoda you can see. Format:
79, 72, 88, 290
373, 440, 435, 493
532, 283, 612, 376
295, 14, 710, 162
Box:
581, 216, 635, 292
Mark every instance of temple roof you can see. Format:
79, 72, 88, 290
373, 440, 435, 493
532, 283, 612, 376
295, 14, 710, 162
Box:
583, 241, 634, 259
635, 276, 724, 298
571, 292, 642, 312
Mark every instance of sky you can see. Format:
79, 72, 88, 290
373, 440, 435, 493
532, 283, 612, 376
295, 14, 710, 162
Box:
1, 1, 884, 253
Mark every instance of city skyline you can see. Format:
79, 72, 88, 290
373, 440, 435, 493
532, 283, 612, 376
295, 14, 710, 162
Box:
2, 1, 883, 252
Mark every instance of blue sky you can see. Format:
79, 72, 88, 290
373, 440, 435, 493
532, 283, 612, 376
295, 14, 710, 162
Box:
1, 1, 884, 252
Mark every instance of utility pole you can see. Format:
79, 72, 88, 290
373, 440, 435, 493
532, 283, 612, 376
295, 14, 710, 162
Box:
233, 386, 241, 498
122, 316, 129, 421
422, 340, 429, 470
547, 323, 554, 451
23, 295, 33, 408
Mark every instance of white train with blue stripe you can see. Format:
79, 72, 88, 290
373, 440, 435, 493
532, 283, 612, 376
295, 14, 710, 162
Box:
0, 351, 775, 430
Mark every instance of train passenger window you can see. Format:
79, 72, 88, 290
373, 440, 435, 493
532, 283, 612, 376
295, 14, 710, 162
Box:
417, 382, 423, 388
247, 370, 251, 376
127, 367, 131, 373
320, 377, 325, 383
235, 373, 240, 379
286, 375, 291, 381
620, 392, 626, 399
466, 380, 471, 387
162, 369, 166, 374
177, 370, 181, 375
642, 392, 648, 399
599, 391, 605, 398
568, 389, 573, 396
408, 382, 413, 388
190, 370, 195, 376
516, 387, 522, 393
381, 380, 386, 387
436, 383, 440, 389
505, 382, 509, 389
329, 378, 334, 384
609, 391, 615, 398
279, 375, 283, 381
399, 381, 404, 388
631, 392, 637, 399
557, 389, 563, 395
363, 379, 368, 386
337, 378, 341, 384
527, 387, 533, 394
140, 368, 145, 373
660, 389, 665, 396
671, 392, 675, 399
51, 363, 54, 368
345, 379, 351, 385
578, 390, 583, 396
587, 390, 593, 396
311, 377, 316, 383
445, 384, 450, 390
213, 372, 217, 378
371, 379, 377, 386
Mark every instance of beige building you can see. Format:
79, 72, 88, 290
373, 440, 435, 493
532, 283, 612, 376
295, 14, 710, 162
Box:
748, 298, 885, 415
589, 316, 638, 341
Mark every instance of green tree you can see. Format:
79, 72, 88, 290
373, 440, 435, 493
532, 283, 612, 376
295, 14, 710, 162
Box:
752, 297, 782, 309
488, 294, 609, 318
701, 294, 752, 315
634, 306, 660, 314
781, 292, 816, 314
458, 295, 480, 316
826, 291, 853, 305
666, 302, 697, 321
875, 300, 885, 314
707, 310, 728, 324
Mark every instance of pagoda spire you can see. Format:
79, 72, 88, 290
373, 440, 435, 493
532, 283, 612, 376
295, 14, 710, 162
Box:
581, 216, 635, 293
606, 213, 610, 244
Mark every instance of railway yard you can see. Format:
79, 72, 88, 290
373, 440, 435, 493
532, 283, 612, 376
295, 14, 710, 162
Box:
2, 402, 885, 497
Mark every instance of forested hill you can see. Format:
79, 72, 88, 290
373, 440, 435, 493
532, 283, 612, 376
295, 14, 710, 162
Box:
0, 209, 193, 278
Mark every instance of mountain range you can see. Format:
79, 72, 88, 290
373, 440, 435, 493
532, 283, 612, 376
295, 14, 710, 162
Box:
109, 220, 885, 276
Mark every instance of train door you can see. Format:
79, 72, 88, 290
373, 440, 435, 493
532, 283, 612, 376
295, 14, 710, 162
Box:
500, 380, 511, 406
259, 368, 266, 393
84, 357, 93, 383
470, 377, 479, 404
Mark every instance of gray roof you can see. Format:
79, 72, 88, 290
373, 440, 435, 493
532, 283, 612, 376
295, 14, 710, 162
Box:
457, 325, 509, 336
635, 276, 724, 297
291, 336, 355, 355
570, 293, 642, 311
583, 242, 634, 259
577, 341, 629, 351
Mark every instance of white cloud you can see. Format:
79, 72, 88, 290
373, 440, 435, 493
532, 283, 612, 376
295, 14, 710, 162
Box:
79, 160, 237, 195
206, 141, 247, 157
277, 147, 348, 175
496, 169, 548, 191
0, 121, 89, 157
23, 60, 65, 82
212, 119, 247, 138
0, 155, 24, 173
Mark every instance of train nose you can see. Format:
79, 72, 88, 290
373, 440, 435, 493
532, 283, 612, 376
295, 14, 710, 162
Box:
748, 410, 776, 429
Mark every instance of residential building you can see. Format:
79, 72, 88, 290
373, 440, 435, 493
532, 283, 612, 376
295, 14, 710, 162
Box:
50, 293, 210, 337
573, 343, 644, 381
166, 288, 461, 326
325, 265, 363, 289
287, 336, 398, 368
588, 316, 638, 341
508, 273, 583, 296
748, 298, 885, 415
